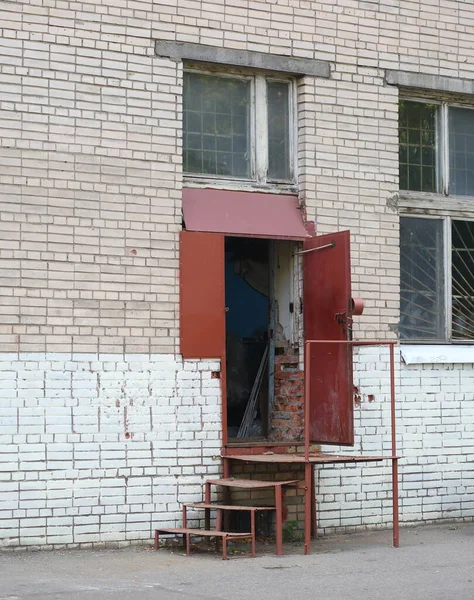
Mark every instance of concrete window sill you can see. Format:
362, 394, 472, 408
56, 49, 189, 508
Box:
401, 344, 474, 365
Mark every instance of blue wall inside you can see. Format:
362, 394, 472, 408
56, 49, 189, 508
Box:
225, 252, 268, 338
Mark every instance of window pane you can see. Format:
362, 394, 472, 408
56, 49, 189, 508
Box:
400, 217, 445, 340
183, 72, 251, 178
451, 220, 474, 340
267, 81, 291, 180
449, 107, 474, 196
399, 101, 437, 192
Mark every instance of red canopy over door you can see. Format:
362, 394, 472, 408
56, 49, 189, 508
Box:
180, 231, 225, 359
303, 230, 354, 446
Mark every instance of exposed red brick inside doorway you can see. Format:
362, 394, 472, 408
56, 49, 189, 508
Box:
270, 346, 304, 442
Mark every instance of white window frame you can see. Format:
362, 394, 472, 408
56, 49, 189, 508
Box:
183, 67, 298, 191
399, 94, 474, 344
400, 95, 474, 202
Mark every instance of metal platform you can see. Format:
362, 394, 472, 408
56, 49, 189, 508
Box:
220, 339, 400, 556
206, 477, 299, 487
186, 502, 276, 511
226, 453, 398, 464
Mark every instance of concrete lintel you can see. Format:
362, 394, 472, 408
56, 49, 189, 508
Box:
386, 70, 474, 95
155, 40, 331, 78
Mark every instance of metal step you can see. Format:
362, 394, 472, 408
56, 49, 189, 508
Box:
154, 527, 254, 560
206, 477, 299, 489
185, 502, 275, 511
154, 527, 251, 538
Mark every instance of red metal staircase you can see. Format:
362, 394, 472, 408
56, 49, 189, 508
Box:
153, 477, 299, 560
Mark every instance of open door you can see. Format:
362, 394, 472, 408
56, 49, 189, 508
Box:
180, 231, 225, 359
303, 230, 354, 446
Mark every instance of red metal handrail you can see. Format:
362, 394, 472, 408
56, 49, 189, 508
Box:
304, 339, 399, 549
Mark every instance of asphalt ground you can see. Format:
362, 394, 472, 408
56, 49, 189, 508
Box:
1, 522, 473, 600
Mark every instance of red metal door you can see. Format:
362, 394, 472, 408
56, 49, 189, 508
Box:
303, 230, 354, 445
180, 231, 225, 359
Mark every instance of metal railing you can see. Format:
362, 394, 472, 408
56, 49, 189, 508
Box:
304, 339, 399, 548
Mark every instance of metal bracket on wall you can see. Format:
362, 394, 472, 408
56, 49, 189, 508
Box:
294, 241, 335, 256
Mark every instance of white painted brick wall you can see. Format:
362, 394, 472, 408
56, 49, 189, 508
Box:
0, 354, 221, 547
318, 348, 474, 533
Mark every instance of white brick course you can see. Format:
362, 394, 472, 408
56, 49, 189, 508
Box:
318, 348, 474, 532
0, 354, 221, 547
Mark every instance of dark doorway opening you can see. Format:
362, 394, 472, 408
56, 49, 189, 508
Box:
225, 237, 271, 441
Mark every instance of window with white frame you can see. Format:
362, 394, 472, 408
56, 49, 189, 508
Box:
183, 70, 295, 184
399, 98, 474, 342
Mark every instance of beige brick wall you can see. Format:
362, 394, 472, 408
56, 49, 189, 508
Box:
2, 0, 474, 548
2, 1, 474, 350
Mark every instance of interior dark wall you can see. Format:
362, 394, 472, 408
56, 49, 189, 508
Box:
225, 237, 270, 432
225, 254, 268, 338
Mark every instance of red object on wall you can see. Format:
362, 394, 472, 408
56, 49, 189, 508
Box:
351, 297, 365, 316
180, 231, 225, 359
182, 188, 309, 240
303, 230, 354, 446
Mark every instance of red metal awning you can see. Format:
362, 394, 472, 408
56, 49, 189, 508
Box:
182, 188, 309, 240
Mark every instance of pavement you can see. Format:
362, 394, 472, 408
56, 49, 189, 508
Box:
1, 523, 473, 600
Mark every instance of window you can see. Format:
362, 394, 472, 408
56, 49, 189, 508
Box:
399, 101, 437, 193
399, 99, 474, 196
400, 216, 474, 341
399, 99, 474, 342
400, 217, 445, 341
183, 70, 294, 184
